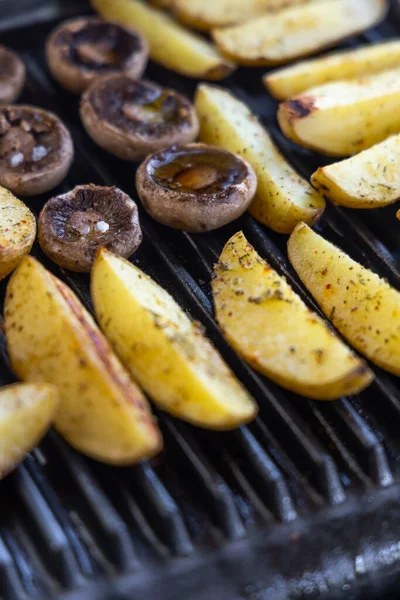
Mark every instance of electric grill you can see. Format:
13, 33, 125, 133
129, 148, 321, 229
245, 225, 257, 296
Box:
1, 2, 400, 598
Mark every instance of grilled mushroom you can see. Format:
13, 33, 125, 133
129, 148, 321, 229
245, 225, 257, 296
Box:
38, 184, 142, 272
136, 143, 257, 232
46, 17, 149, 94
80, 74, 199, 161
0, 47, 25, 105
0, 106, 74, 196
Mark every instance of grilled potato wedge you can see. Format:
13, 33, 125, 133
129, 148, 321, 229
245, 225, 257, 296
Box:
92, 0, 235, 80
0, 383, 58, 479
173, 0, 311, 32
288, 223, 400, 376
213, 0, 387, 66
278, 67, 400, 156
212, 232, 373, 400
311, 135, 400, 208
91, 248, 258, 430
265, 40, 400, 100
0, 186, 36, 281
4, 256, 162, 465
195, 84, 324, 233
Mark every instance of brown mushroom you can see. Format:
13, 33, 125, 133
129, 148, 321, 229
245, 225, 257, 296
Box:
46, 17, 149, 94
0, 46, 25, 105
136, 143, 257, 232
0, 106, 74, 196
80, 74, 199, 161
38, 184, 142, 272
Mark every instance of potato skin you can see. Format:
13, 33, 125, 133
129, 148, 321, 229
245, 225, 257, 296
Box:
278, 67, 400, 157
91, 0, 236, 80
311, 135, 400, 208
264, 40, 400, 100
288, 223, 400, 376
4, 256, 162, 465
0, 186, 36, 280
91, 248, 257, 430
0, 383, 58, 480
213, 0, 388, 66
213, 231, 373, 400
195, 84, 324, 233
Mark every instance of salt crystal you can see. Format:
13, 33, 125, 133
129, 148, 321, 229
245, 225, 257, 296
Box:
94, 221, 110, 233
31, 145, 48, 162
9, 152, 24, 167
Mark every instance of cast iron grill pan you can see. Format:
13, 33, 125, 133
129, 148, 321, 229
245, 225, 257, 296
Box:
1, 3, 400, 599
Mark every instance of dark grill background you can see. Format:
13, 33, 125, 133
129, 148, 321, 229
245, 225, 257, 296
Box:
1, 2, 400, 599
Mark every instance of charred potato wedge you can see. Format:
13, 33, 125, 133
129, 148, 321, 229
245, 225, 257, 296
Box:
213, 0, 387, 66
278, 67, 400, 157
0, 186, 36, 280
91, 248, 258, 430
311, 135, 400, 208
173, 0, 311, 32
91, 0, 235, 80
265, 40, 400, 100
213, 232, 373, 399
288, 223, 400, 376
0, 383, 58, 479
195, 84, 324, 233
5, 257, 162, 464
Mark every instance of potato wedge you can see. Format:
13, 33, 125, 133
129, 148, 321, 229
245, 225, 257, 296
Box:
4, 256, 162, 465
288, 223, 400, 376
278, 67, 400, 157
91, 248, 258, 430
91, 0, 235, 80
212, 0, 387, 66
265, 40, 400, 100
311, 135, 400, 208
212, 232, 373, 400
195, 84, 325, 233
0, 186, 36, 281
0, 383, 58, 479
173, 0, 311, 32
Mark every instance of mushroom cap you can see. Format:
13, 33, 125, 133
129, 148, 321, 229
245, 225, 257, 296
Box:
46, 17, 149, 94
0, 105, 74, 196
0, 46, 25, 105
80, 74, 199, 162
38, 184, 142, 272
136, 143, 257, 232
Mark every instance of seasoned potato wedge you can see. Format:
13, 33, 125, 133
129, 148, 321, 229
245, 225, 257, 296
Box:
4, 257, 162, 465
0, 186, 36, 280
173, 0, 311, 32
265, 40, 400, 100
0, 383, 58, 479
195, 84, 324, 233
91, 0, 235, 80
213, 0, 387, 66
213, 232, 373, 400
288, 223, 400, 376
311, 135, 400, 208
278, 67, 400, 156
91, 248, 258, 430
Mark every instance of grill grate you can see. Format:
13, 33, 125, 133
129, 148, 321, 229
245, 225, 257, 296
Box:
1, 3, 400, 599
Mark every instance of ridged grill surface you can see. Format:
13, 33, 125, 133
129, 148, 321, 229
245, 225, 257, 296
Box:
1, 4, 400, 599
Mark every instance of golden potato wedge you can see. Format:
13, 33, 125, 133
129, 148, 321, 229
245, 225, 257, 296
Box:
278, 67, 400, 157
195, 84, 325, 234
0, 186, 36, 280
212, 232, 373, 400
212, 0, 387, 66
265, 40, 400, 100
4, 257, 162, 465
288, 223, 400, 376
91, 248, 258, 430
91, 0, 236, 80
311, 135, 400, 208
173, 0, 311, 32
0, 383, 58, 479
